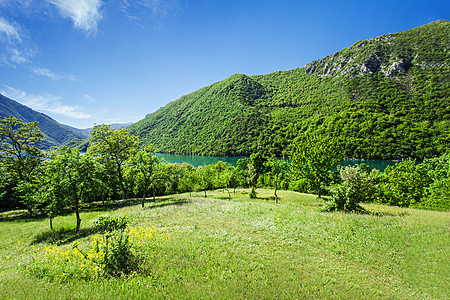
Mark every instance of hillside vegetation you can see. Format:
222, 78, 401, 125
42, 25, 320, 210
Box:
128, 20, 450, 160
0, 94, 85, 148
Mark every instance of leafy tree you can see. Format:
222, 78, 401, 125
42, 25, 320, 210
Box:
326, 165, 376, 212
46, 147, 97, 232
197, 165, 214, 197
126, 146, 159, 207
290, 135, 344, 198
378, 158, 431, 207
88, 125, 138, 200
178, 164, 198, 196
265, 157, 288, 203
0, 116, 44, 213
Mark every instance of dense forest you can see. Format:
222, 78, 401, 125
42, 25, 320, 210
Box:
127, 20, 449, 160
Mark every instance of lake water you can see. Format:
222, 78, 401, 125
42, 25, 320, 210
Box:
155, 153, 398, 171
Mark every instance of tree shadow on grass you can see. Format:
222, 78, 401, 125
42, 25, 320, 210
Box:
323, 206, 409, 217
30, 198, 190, 245
142, 197, 190, 210
0, 207, 74, 223
31, 227, 100, 246
362, 209, 409, 217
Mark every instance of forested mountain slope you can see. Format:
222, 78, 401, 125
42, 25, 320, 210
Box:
0, 94, 86, 148
128, 20, 449, 160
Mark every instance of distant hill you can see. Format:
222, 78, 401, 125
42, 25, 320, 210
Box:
0, 94, 86, 148
128, 20, 450, 160
65, 122, 133, 138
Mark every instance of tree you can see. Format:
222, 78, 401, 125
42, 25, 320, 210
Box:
197, 165, 214, 197
126, 146, 159, 207
46, 147, 97, 232
88, 125, 138, 200
326, 165, 376, 212
0, 116, 44, 213
178, 164, 198, 196
265, 157, 288, 204
290, 135, 344, 198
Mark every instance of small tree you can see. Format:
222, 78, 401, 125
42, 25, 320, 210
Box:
126, 146, 159, 207
290, 135, 343, 198
88, 125, 138, 200
178, 164, 198, 196
265, 157, 288, 204
326, 165, 376, 212
46, 147, 97, 232
0, 116, 44, 213
197, 165, 214, 197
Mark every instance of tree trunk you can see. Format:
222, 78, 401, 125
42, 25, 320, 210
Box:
101, 192, 105, 206
50, 216, 53, 231
274, 174, 278, 204
141, 188, 147, 208
75, 199, 81, 232
317, 186, 321, 198
204, 190, 206, 198
153, 189, 156, 201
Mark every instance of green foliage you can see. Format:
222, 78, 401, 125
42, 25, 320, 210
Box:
94, 216, 129, 232
99, 230, 136, 277
127, 21, 449, 160
0, 116, 45, 212
0, 95, 86, 148
378, 159, 431, 207
290, 135, 344, 197
326, 165, 376, 212
419, 153, 450, 211
88, 125, 138, 200
45, 147, 98, 231
125, 146, 160, 206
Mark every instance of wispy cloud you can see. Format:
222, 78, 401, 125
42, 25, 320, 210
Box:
49, 0, 103, 35
0, 17, 21, 42
2, 86, 91, 119
0, 17, 35, 66
121, 0, 181, 29
31, 66, 79, 81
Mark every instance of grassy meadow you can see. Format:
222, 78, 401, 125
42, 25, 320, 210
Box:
0, 189, 448, 299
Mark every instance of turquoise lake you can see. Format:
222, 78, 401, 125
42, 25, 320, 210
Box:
155, 153, 398, 171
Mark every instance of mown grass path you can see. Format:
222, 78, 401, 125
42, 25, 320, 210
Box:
1, 189, 448, 299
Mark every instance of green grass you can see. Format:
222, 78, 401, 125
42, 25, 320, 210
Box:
1, 189, 448, 299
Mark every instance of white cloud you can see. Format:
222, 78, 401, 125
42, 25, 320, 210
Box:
0, 17, 37, 66
31, 66, 79, 81
0, 17, 21, 42
49, 0, 103, 34
1, 86, 91, 119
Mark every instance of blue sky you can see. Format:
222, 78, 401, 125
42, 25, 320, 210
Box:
0, 0, 448, 129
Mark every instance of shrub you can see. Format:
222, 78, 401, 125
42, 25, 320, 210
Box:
94, 216, 128, 232
98, 229, 136, 276
326, 165, 376, 212
378, 159, 432, 207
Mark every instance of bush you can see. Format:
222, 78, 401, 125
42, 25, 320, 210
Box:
326, 165, 376, 212
94, 216, 128, 232
378, 159, 432, 207
99, 229, 137, 276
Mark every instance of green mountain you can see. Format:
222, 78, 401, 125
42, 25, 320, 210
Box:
128, 20, 450, 160
0, 94, 86, 148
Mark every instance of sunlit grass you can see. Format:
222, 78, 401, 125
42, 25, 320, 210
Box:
0, 189, 448, 299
